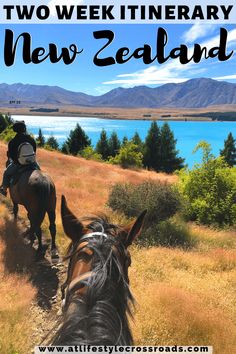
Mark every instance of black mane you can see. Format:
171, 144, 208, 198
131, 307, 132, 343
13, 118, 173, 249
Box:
52, 215, 134, 345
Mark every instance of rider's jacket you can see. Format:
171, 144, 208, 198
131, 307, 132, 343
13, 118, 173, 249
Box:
8, 133, 37, 163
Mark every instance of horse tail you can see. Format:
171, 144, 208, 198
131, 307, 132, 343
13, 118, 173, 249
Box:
32, 174, 51, 226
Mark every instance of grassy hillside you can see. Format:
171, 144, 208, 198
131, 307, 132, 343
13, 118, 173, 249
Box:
0, 142, 175, 215
0, 142, 235, 354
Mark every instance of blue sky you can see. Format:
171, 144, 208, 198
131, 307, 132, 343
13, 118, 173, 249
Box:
0, 20, 236, 95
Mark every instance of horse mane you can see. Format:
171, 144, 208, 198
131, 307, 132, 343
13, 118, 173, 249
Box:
52, 215, 134, 345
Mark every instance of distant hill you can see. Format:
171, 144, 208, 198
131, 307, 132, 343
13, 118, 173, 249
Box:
1, 78, 236, 108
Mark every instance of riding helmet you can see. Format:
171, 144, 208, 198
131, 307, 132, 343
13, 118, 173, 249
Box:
13, 120, 26, 133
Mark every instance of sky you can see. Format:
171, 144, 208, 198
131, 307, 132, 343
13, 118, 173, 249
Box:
0, 1, 236, 95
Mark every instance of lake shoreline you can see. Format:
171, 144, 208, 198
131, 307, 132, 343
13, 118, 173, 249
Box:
2, 104, 236, 121
12, 114, 236, 168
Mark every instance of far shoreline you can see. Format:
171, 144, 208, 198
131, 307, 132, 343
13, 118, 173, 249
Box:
1, 104, 236, 122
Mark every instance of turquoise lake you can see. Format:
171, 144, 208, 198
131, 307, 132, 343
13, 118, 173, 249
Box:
13, 115, 236, 168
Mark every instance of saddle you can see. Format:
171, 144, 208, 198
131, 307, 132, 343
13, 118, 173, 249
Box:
10, 164, 39, 187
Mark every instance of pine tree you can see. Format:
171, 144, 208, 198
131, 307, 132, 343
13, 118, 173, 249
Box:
36, 128, 45, 147
122, 136, 129, 146
108, 131, 121, 157
61, 142, 70, 154
132, 132, 144, 153
96, 129, 110, 160
46, 135, 59, 150
64, 123, 91, 155
5, 114, 13, 126
159, 123, 185, 173
143, 121, 161, 171
220, 132, 236, 167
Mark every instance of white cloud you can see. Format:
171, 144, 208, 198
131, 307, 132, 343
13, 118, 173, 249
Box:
214, 74, 236, 81
103, 28, 236, 87
183, 23, 217, 43
48, 0, 84, 16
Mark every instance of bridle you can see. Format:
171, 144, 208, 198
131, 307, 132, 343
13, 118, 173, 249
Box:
61, 230, 131, 312
61, 231, 111, 311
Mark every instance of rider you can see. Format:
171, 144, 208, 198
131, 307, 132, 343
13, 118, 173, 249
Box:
0, 120, 39, 196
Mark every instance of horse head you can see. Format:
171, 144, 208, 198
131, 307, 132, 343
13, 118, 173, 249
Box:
54, 195, 146, 345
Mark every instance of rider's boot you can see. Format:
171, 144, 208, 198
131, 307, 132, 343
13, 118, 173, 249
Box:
0, 185, 7, 196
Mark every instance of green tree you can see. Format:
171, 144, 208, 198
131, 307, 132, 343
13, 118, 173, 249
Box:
63, 123, 91, 155
132, 132, 144, 154
4, 114, 13, 126
0, 114, 12, 134
36, 128, 45, 147
178, 142, 236, 226
0, 114, 8, 133
61, 142, 70, 154
122, 136, 129, 146
159, 123, 185, 173
96, 129, 110, 160
143, 121, 161, 171
220, 132, 236, 167
45, 135, 59, 150
109, 142, 143, 169
80, 146, 102, 161
108, 131, 121, 157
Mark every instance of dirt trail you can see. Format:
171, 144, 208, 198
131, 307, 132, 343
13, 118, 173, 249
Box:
0, 199, 67, 350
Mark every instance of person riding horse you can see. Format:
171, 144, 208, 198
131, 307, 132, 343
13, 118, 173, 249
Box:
0, 120, 40, 196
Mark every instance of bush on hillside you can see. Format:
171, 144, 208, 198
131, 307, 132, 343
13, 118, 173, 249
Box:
80, 146, 102, 161
178, 141, 236, 226
0, 126, 15, 142
140, 218, 195, 248
108, 180, 181, 225
108, 142, 143, 169
0, 114, 12, 134
108, 181, 194, 247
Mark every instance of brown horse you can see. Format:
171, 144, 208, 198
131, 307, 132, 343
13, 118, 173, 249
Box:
51, 195, 146, 345
10, 168, 58, 258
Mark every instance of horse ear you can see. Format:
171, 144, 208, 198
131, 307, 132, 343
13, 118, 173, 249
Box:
61, 195, 84, 243
125, 210, 147, 247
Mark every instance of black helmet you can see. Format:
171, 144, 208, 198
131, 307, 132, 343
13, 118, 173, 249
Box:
13, 120, 26, 133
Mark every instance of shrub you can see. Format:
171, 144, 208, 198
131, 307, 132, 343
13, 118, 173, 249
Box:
0, 126, 15, 142
108, 180, 181, 225
108, 181, 193, 247
141, 218, 196, 248
80, 146, 102, 161
0, 114, 8, 133
109, 142, 143, 169
178, 141, 236, 226
0, 114, 12, 134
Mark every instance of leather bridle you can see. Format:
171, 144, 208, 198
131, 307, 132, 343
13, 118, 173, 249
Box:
61, 232, 110, 311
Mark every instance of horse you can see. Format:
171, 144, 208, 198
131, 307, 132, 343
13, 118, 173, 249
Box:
9, 168, 58, 258
51, 195, 146, 345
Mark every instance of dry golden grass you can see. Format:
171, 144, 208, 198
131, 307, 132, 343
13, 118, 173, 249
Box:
0, 141, 176, 226
190, 223, 236, 250
0, 204, 36, 354
130, 246, 236, 353
0, 141, 236, 353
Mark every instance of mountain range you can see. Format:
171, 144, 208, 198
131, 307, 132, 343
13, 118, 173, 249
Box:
1, 78, 236, 109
